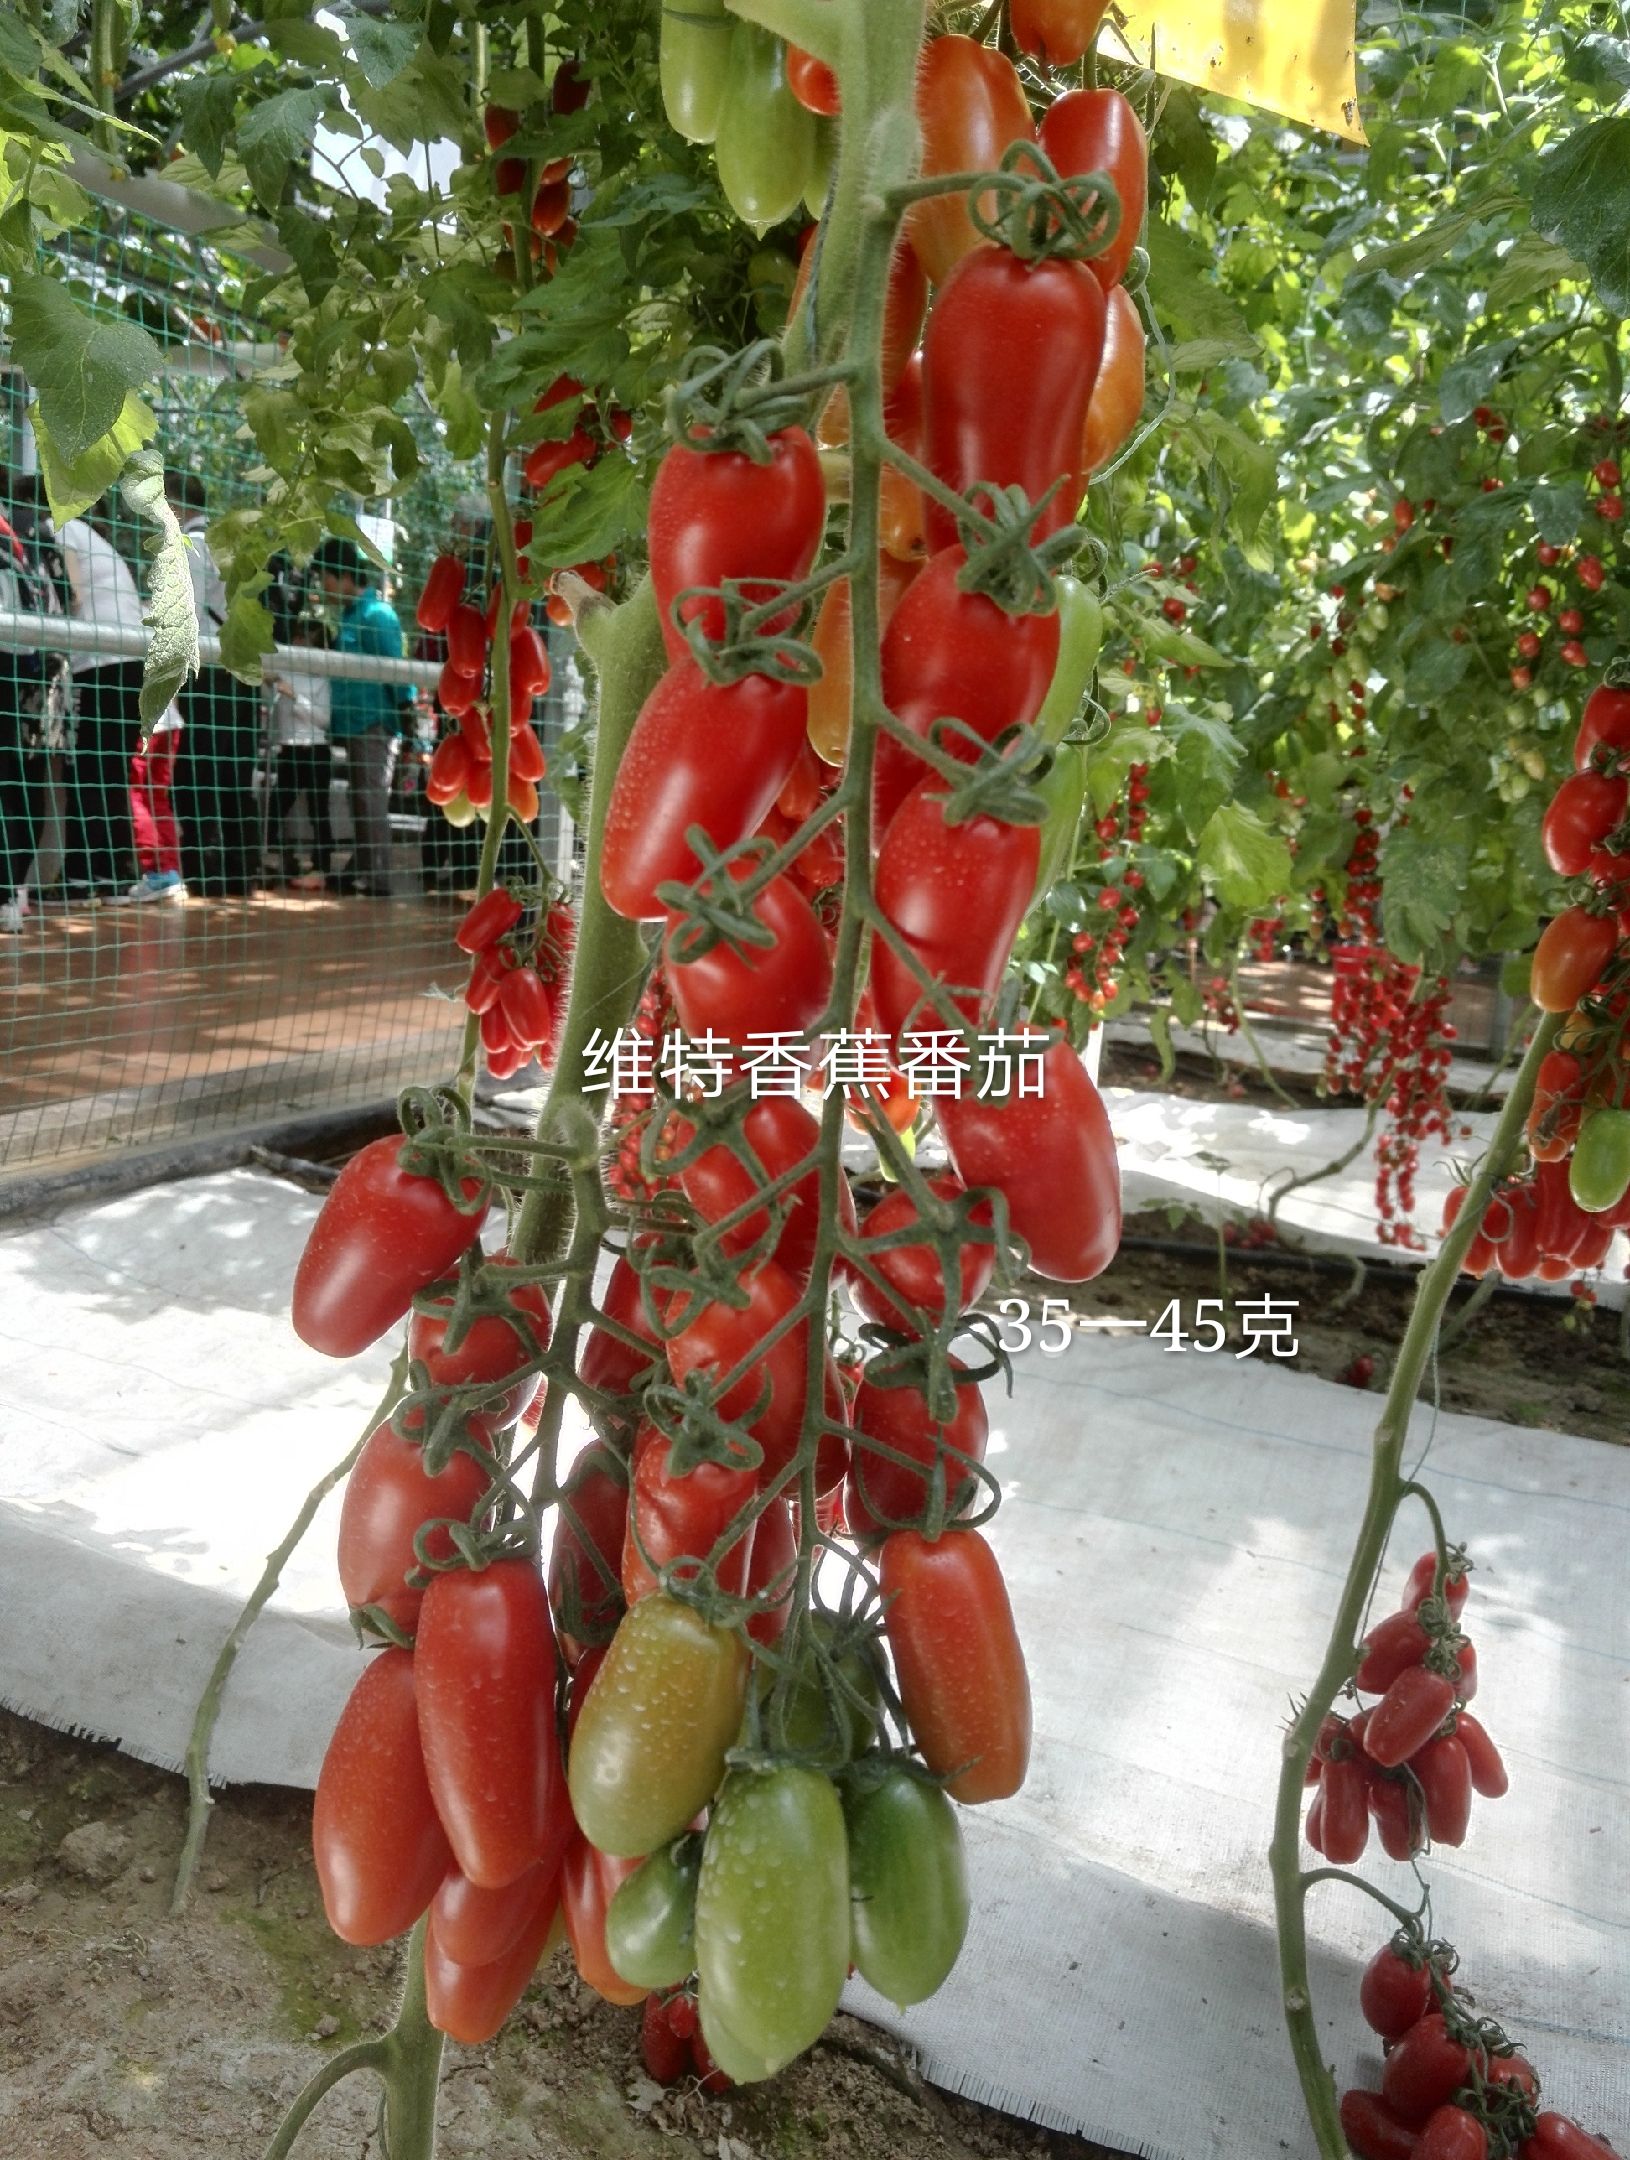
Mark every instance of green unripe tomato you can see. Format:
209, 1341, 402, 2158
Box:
605, 1833, 701, 1990
714, 21, 815, 235
659, 0, 731, 144
1570, 1107, 1630, 1213
1035, 575, 1105, 745
696, 1766, 849, 2080
1032, 743, 1087, 902
845, 1765, 969, 2009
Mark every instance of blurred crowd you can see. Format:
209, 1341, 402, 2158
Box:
0, 476, 528, 934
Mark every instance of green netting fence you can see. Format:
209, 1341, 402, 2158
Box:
0, 193, 577, 1186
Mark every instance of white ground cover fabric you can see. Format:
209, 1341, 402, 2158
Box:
0, 1169, 1625, 2158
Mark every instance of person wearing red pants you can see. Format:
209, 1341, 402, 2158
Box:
121, 703, 187, 903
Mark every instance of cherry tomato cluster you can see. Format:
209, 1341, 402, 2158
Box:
1306, 1549, 1504, 1866
458, 889, 575, 1082
418, 554, 551, 828
482, 56, 589, 283
1321, 813, 1461, 1246
1343, 1932, 1618, 2158
605, 968, 677, 1207
1064, 762, 1149, 1013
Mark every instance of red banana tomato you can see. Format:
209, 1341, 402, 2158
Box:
568, 1592, 749, 1856
648, 427, 825, 662
1356, 1609, 1431, 1693
1542, 771, 1626, 876
424, 1876, 562, 2044
1369, 1775, 1422, 1861
1011, 0, 1111, 66
847, 1365, 989, 1539
337, 1420, 494, 1631
415, 1559, 562, 1889
850, 1172, 996, 1333
1412, 1734, 1473, 1846
1341, 2089, 1425, 2160
1383, 2014, 1474, 2127
876, 544, 1062, 826
871, 775, 1040, 1043
935, 1032, 1121, 1282
601, 659, 809, 919
1523, 2114, 1622, 2158
313, 1649, 452, 1946
560, 1834, 647, 2006
666, 1256, 833, 1477
664, 869, 832, 1047
1528, 1049, 1588, 1163
786, 44, 839, 116
1453, 1711, 1509, 1798
622, 1426, 757, 1601
1534, 1157, 1593, 1263
1366, 1665, 1458, 1769
905, 37, 1034, 287
1528, 907, 1623, 1015
429, 1849, 563, 1969
1039, 89, 1149, 293
455, 886, 523, 954
1493, 1180, 1541, 1280
677, 1094, 852, 1279
922, 245, 1106, 553
1082, 283, 1146, 476
1416, 2107, 1488, 2160
1360, 1941, 1436, 2039
417, 553, 464, 633
547, 1441, 629, 1660
1318, 1755, 1370, 1863
880, 1527, 1030, 1803
579, 1245, 667, 1398
1574, 683, 1630, 771
406, 1257, 552, 1435
744, 1493, 797, 1644
1404, 1549, 1470, 1613
292, 1136, 488, 1358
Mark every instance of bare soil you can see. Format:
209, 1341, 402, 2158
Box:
0, 1713, 1122, 2160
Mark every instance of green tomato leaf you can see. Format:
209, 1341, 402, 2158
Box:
1531, 479, 1589, 545
346, 14, 420, 88
1529, 115, 1630, 317
33, 388, 156, 522
1195, 802, 1290, 912
8, 273, 161, 462
1379, 818, 1470, 964
236, 85, 329, 207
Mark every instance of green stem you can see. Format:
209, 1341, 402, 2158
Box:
1270, 1013, 1557, 2160
510, 577, 667, 1268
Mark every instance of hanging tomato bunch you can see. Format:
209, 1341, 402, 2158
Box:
1342, 1930, 1617, 2158
1441, 678, 1630, 1282
458, 891, 576, 1081
418, 553, 552, 828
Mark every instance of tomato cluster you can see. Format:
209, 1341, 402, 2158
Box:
418, 553, 551, 829
1320, 812, 1462, 1246
458, 890, 575, 1082
1305, 1550, 1504, 1865
1342, 1933, 1617, 2158
1443, 679, 1630, 1280
1064, 760, 1149, 1013
482, 56, 589, 283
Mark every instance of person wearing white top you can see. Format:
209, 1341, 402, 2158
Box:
59, 511, 144, 892
166, 473, 266, 896
268, 630, 335, 887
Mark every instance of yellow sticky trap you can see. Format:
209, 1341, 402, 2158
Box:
1106, 0, 1366, 144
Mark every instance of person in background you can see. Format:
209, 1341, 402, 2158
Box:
312, 536, 413, 897
268, 614, 335, 891
0, 470, 71, 933
168, 474, 264, 897
119, 698, 187, 904
59, 503, 143, 897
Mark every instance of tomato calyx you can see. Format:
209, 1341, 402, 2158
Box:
655, 836, 782, 970
967, 139, 1124, 269
952, 481, 1080, 616
671, 572, 825, 688
664, 335, 831, 463
395, 1084, 492, 1218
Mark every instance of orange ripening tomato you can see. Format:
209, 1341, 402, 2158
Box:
1529, 907, 1617, 1013
905, 37, 1034, 287
1011, 0, 1111, 66
1082, 283, 1146, 476
880, 1528, 1031, 1803
806, 554, 918, 765
880, 354, 927, 563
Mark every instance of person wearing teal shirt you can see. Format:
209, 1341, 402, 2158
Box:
313, 536, 413, 896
